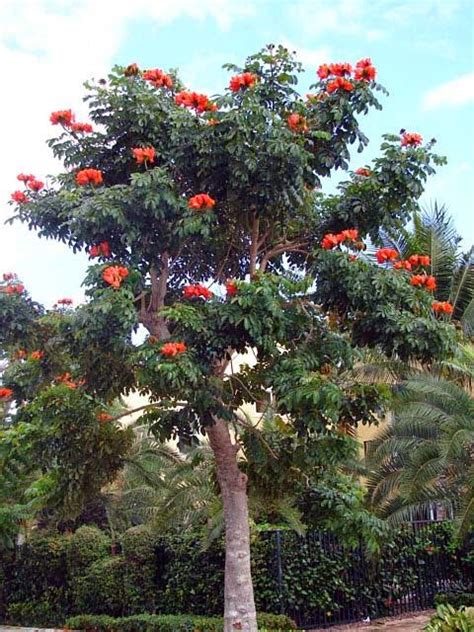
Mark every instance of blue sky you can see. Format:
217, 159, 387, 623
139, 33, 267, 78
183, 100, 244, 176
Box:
0, 0, 473, 307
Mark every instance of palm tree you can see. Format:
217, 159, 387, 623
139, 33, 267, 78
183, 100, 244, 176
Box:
365, 358, 474, 536
382, 203, 473, 335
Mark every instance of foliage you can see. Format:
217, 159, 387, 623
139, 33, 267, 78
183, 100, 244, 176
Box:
435, 593, 474, 608
423, 604, 473, 632
65, 612, 297, 631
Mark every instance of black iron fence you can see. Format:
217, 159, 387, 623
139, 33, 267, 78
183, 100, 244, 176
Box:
267, 521, 472, 629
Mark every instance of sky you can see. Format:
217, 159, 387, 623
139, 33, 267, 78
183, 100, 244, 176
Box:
0, 0, 473, 307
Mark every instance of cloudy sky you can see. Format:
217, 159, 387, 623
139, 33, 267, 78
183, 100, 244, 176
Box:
1, 0, 473, 307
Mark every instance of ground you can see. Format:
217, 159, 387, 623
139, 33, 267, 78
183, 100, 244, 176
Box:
309, 610, 434, 631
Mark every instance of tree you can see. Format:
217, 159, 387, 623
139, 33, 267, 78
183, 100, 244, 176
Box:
366, 365, 474, 536
2, 47, 456, 630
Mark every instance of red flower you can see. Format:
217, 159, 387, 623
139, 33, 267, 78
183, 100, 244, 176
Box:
317, 64, 331, 79
354, 58, 377, 81
432, 301, 454, 314
175, 91, 217, 113
56, 372, 81, 389
340, 228, 359, 242
124, 63, 140, 77
160, 342, 187, 357
50, 110, 75, 126
17, 173, 35, 183
329, 63, 352, 77
11, 190, 29, 203
102, 265, 129, 289
225, 280, 238, 297
425, 275, 437, 291
393, 260, 412, 271
229, 72, 257, 92
71, 122, 93, 133
143, 69, 173, 88
57, 297, 73, 305
401, 132, 423, 147
30, 351, 44, 360
27, 179, 44, 192
76, 169, 103, 186
376, 248, 399, 264
418, 255, 430, 267
3, 273, 16, 281
15, 349, 28, 359
0, 387, 13, 400
89, 241, 111, 258
410, 274, 436, 291
5, 284, 24, 295
355, 168, 371, 177
188, 193, 216, 211
183, 284, 213, 300
97, 412, 113, 422
287, 113, 308, 133
321, 233, 342, 250
132, 147, 155, 164
327, 77, 354, 93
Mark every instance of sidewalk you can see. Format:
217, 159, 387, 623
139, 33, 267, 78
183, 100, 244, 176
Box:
309, 609, 434, 631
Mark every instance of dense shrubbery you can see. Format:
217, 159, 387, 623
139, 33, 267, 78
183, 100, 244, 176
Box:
65, 612, 297, 631
0, 523, 471, 628
435, 592, 474, 608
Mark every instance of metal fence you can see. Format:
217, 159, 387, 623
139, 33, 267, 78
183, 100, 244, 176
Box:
269, 521, 472, 629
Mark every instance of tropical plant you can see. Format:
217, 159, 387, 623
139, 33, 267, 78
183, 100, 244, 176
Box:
1, 46, 456, 631
424, 604, 473, 632
366, 369, 474, 535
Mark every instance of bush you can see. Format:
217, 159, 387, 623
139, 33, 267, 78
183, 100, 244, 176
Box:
423, 604, 472, 631
74, 556, 126, 617
122, 526, 158, 614
66, 612, 297, 631
435, 592, 474, 608
7, 597, 65, 628
67, 526, 111, 571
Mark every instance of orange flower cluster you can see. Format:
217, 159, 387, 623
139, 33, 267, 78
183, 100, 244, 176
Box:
132, 147, 155, 164
0, 387, 13, 400
375, 248, 399, 264
229, 72, 257, 92
188, 193, 216, 211
124, 63, 140, 77
1, 274, 24, 295
175, 91, 217, 113
27, 179, 44, 191
355, 167, 371, 177
57, 297, 73, 305
102, 265, 129, 289
17, 173, 35, 182
432, 301, 454, 314
327, 77, 354, 93
410, 274, 436, 291
317, 58, 376, 93
183, 284, 213, 299
143, 68, 173, 88
160, 342, 186, 357
76, 169, 103, 186
3, 273, 16, 281
56, 372, 83, 389
50, 109, 75, 126
225, 280, 238, 296
287, 113, 308, 133
401, 132, 423, 147
71, 122, 93, 133
97, 412, 113, 422
408, 254, 430, 267
30, 351, 44, 360
11, 191, 29, 203
321, 228, 359, 250
393, 260, 413, 271
89, 241, 111, 258
354, 58, 377, 81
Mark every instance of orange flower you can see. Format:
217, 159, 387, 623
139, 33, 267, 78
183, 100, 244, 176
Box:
103, 265, 129, 289
132, 147, 155, 164
17, 173, 35, 183
0, 387, 13, 400
393, 260, 412, 271
229, 72, 257, 92
4, 284, 24, 295
410, 274, 436, 291
432, 301, 454, 314
97, 412, 113, 422
287, 113, 308, 133
188, 193, 216, 211
30, 351, 44, 360
56, 372, 82, 389
340, 228, 358, 242
375, 248, 399, 264
76, 169, 103, 186
329, 63, 352, 77
15, 349, 28, 359
327, 77, 354, 93
175, 91, 217, 113
27, 179, 44, 191
183, 284, 213, 299
355, 168, 371, 177
317, 64, 331, 79
89, 241, 111, 258
71, 122, 93, 133
354, 58, 377, 81
50, 109, 75, 126
408, 254, 430, 267
11, 191, 29, 203
321, 233, 342, 250
160, 342, 187, 357
225, 280, 238, 297
57, 297, 73, 305
425, 275, 437, 291
124, 63, 140, 77
143, 68, 173, 88
401, 132, 422, 147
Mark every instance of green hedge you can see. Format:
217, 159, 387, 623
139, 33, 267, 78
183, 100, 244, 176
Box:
435, 592, 474, 608
65, 612, 297, 631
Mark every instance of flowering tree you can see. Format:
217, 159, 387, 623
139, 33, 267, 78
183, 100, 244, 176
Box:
2, 46, 457, 631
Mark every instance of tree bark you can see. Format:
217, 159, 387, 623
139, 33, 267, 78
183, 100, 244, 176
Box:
207, 417, 257, 632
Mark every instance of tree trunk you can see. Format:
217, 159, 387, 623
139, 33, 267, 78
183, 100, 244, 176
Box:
207, 417, 258, 632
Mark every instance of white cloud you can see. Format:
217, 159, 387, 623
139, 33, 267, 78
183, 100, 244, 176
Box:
280, 40, 332, 69
0, 0, 255, 306
422, 73, 474, 111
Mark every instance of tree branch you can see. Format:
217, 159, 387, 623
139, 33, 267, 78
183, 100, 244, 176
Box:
259, 240, 308, 272
249, 214, 260, 277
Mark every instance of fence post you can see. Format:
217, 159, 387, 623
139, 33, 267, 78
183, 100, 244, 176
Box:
274, 530, 285, 615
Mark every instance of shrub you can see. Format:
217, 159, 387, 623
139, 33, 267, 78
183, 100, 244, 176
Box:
67, 526, 111, 571
435, 592, 474, 608
65, 612, 297, 631
122, 526, 158, 614
423, 604, 472, 631
74, 556, 126, 617
7, 597, 65, 627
